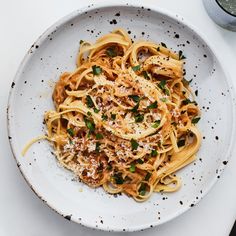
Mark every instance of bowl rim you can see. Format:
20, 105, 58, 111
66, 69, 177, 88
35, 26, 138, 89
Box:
7, 1, 236, 232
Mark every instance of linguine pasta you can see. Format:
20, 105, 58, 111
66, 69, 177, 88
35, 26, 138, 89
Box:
25, 29, 201, 202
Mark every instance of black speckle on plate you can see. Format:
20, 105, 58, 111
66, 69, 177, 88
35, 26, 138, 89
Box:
11, 82, 15, 88
223, 161, 228, 165
64, 215, 72, 221
174, 33, 179, 38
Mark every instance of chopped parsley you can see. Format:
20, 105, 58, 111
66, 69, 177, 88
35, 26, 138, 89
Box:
92, 65, 102, 75
113, 173, 124, 184
161, 97, 167, 102
106, 47, 117, 57
182, 78, 192, 86
67, 128, 74, 137
93, 107, 100, 113
137, 159, 144, 164
145, 172, 152, 181
130, 101, 140, 113
69, 138, 73, 145
132, 65, 141, 71
158, 80, 166, 90
164, 88, 170, 96
142, 71, 150, 79
192, 117, 201, 124
158, 80, 170, 95
107, 164, 112, 171
177, 139, 185, 147
87, 111, 92, 116
139, 182, 147, 196
151, 149, 158, 157
129, 163, 136, 173
161, 42, 167, 48
84, 117, 95, 133
79, 40, 84, 44
152, 120, 161, 128
128, 95, 140, 103
95, 142, 101, 152
131, 139, 139, 151
147, 101, 158, 109
134, 113, 144, 123
102, 114, 108, 121
86, 95, 94, 108
96, 133, 103, 139
182, 99, 197, 105
178, 50, 186, 60
111, 113, 116, 120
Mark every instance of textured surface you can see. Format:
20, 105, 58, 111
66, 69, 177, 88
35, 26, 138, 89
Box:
1, 0, 236, 235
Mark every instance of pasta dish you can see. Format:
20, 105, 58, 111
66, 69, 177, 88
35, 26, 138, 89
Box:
24, 29, 201, 202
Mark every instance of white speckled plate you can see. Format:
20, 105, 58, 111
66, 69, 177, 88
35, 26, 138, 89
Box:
7, 2, 236, 232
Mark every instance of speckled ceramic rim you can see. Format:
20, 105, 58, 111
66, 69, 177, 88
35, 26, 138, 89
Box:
7, 1, 236, 232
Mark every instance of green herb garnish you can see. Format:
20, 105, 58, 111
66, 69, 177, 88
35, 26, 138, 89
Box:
177, 139, 185, 147
182, 78, 192, 86
132, 65, 141, 71
96, 133, 103, 140
129, 163, 136, 173
86, 95, 94, 108
142, 71, 150, 79
131, 139, 139, 151
151, 149, 158, 157
128, 95, 140, 103
152, 120, 161, 128
164, 88, 170, 96
107, 164, 112, 171
145, 172, 152, 181
134, 113, 144, 123
102, 114, 108, 121
113, 173, 124, 184
87, 111, 92, 116
137, 159, 144, 164
93, 107, 100, 113
192, 117, 201, 124
139, 182, 147, 196
67, 128, 74, 137
158, 80, 170, 96
92, 65, 102, 75
178, 50, 186, 60
130, 101, 140, 113
182, 99, 191, 105
147, 101, 158, 109
69, 138, 73, 145
79, 40, 84, 44
111, 113, 116, 120
182, 99, 197, 105
95, 142, 101, 152
84, 117, 95, 133
161, 97, 167, 102
106, 47, 117, 57
158, 80, 166, 90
